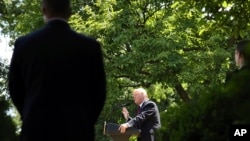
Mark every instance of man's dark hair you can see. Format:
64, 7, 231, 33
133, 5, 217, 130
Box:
236, 39, 250, 63
42, 0, 71, 16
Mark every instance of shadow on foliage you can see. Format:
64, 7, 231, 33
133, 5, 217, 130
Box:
158, 70, 250, 141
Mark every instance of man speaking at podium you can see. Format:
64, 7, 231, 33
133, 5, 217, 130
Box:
119, 88, 161, 141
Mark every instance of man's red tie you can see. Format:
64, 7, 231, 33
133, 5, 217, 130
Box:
136, 106, 141, 115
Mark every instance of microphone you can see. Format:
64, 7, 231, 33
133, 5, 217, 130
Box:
118, 103, 131, 108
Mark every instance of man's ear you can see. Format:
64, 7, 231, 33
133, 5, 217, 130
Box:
42, 7, 48, 22
42, 6, 47, 15
42, 7, 45, 14
238, 52, 243, 58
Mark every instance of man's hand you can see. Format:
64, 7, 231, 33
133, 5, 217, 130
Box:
118, 123, 129, 133
122, 107, 129, 120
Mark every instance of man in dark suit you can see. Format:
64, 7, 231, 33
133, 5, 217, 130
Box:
7, 0, 106, 141
224, 39, 250, 125
119, 88, 161, 141
225, 39, 250, 83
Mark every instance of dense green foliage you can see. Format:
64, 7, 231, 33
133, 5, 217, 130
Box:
0, 96, 18, 141
1, 0, 250, 141
160, 72, 250, 141
0, 61, 18, 141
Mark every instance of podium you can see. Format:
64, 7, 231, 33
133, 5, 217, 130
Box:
103, 122, 141, 141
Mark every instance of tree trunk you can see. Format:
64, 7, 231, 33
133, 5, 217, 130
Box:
175, 83, 190, 103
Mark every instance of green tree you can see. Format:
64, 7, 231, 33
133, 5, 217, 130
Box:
1, 0, 250, 141
0, 60, 18, 141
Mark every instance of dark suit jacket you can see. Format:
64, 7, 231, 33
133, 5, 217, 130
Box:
127, 100, 161, 141
8, 19, 106, 141
224, 65, 250, 124
225, 65, 250, 84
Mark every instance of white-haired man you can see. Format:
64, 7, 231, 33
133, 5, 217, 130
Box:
119, 88, 161, 141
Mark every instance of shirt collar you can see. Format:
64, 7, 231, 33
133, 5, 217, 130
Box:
139, 99, 149, 107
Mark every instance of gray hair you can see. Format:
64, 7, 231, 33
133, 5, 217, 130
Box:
134, 88, 148, 99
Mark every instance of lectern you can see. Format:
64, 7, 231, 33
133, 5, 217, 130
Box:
103, 121, 141, 141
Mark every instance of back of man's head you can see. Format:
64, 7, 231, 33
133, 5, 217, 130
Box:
42, 0, 71, 18
237, 39, 250, 64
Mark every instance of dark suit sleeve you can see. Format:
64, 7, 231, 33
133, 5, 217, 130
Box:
225, 69, 238, 83
8, 39, 25, 115
127, 102, 156, 127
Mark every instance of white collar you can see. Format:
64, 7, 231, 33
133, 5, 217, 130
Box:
139, 99, 149, 107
